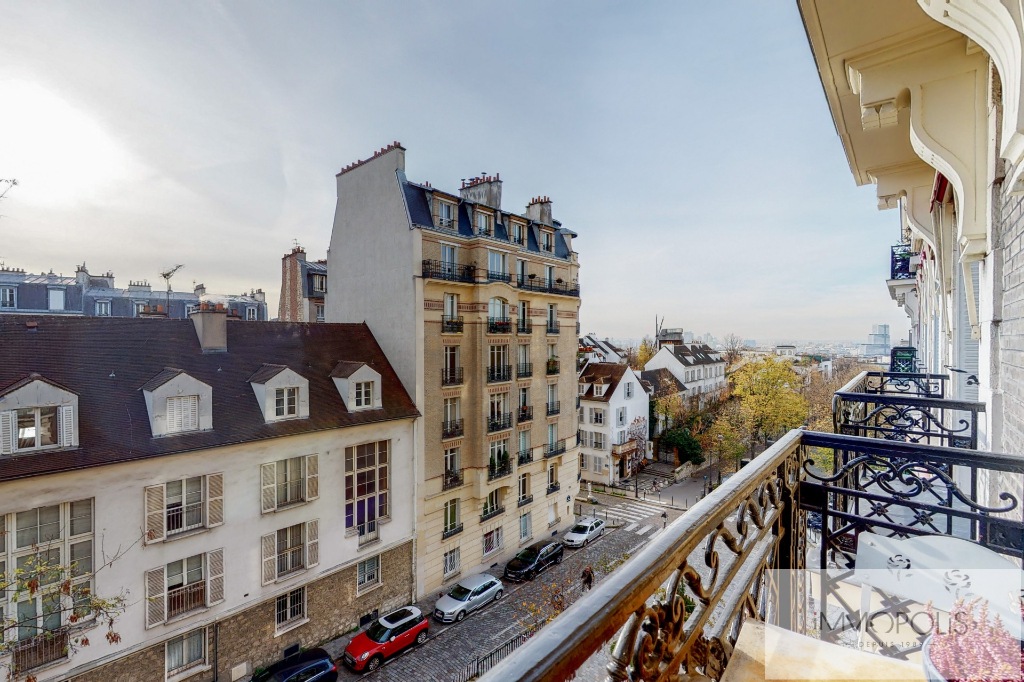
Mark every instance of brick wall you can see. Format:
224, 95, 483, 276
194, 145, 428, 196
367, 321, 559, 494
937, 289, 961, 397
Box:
998, 189, 1024, 454
69, 541, 413, 682
278, 249, 305, 322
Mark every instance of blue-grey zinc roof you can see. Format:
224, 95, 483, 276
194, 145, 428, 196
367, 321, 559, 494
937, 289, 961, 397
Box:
457, 202, 474, 236
402, 181, 435, 228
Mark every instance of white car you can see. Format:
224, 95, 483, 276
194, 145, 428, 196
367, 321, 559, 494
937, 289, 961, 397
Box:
562, 517, 606, 547
433, 573, 504, 623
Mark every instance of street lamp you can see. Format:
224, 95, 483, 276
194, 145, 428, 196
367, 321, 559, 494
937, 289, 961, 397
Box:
703, 474, 708, 496
716, 434, 724, 483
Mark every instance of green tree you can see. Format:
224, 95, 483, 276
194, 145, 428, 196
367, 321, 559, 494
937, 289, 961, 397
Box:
660, 428, 703, 465
635, 336, 657, 370
732, 356, 808, 453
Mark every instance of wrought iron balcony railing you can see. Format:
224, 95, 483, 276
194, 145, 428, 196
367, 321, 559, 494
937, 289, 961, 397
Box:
488, 317, 512, 334
517, 278, 581, 297
441, 315, 464, 333
480, 505, 506, 523
518, 494, 534, 508
517, 319, 533, 334
833, 371, 984, 449
546, 321, 560, 334
546, 359, 560, 375
889, 346, 918, 373
517, 448, 533, 465
442, 469, 463, 491
517, 405, 533, 423
441, 367, 464, 386
485, 429, 1024, 682
442, 522, 463, 540
422, 259, 476, 283
488, 459, 512, 481
488, 412, 513, 433
487, 365, 512, 382
487, 270, 512, 284
441, 418, 464, 439
544, 439, 566, 458
167, 581, 207, 619
517, 362, 533, 378
546, 401, 560, 416
890, 243, 914, 280
13, 627, 69, 673
545, 481, 560, 495
860, 370, 948, 398
357, 520, 379, 546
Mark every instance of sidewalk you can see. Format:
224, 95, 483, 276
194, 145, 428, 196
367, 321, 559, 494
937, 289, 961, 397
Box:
580, 466, 726, 511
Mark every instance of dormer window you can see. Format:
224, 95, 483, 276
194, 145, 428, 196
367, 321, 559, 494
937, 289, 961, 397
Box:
331, 362, 383, 412
435, 200, 455, 228
311, 274, 327, 292
0, 375, 78, 455
249, 365, 309, 423
142, 369, 213, 437
167, 395, 199, 434
475, 211, 493, 236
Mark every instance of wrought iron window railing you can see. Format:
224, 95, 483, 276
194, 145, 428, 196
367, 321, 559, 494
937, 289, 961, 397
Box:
890, 243, 914, 280
167, 581, 207, 619
442, 522, 463, 540
441, 315, 464, 333
544, 439, 566, 458
517, 278, 581, 297
357, 520, 379, 546
484, 429, 1024, 682
546, 321, 560, 334
488, 413, 513, 433
517, 448, 533, 465
517, 319, 533, 334
442, 418, 464, 439
442, 469, 463, 491
545, 481, 560, 495
488, 317, 512, 334
487, 365, 512, 382
546, 359, 560, 375
517, 405, 533, 423
488, 459, 512, 481
546, 401, 560, 416
441, 367, 464, 386
422, 259, 476, 283
518, 494, 534, 508
487, 270, 512, 284
861, 370, 948, 398
517, 362, 533, 378
13, 628, 69, 673
480, 505, 506, 522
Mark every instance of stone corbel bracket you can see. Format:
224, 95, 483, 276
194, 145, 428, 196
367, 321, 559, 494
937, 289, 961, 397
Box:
870, 164, 939, 252
918, 0, 1024, 194
847, 31, 991, 261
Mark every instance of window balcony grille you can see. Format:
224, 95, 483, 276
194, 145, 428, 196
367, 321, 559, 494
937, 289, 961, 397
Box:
488, 413, 513, 433
441, 315, 464, 333
518, 494, 534, 508
517, 448, 533, 465
487, 317, 512, 334
487, 270, 511, 284
488, 425, 1024, 682
546, 359, 560, 375
442, 523, 463, 540
546, 401, 560, 417
13, 628, 69, 673
442, 469, 463, 491
487, 365, 512, 383
517, 319, 533, 334
441, 367, 464, 386
166, 500, 204, 535
517, 278, 581, 297
422, 259, 476, 283
480, 505, 506, 523
442, 418, 464, 439
546, 321, 560, 335
488, 459, 512, 481
890, 243, 914, 280
167, 581, 207, 619
545, 481, 561, 495
517, 362, 533, 378
544, 439, 566, 458
862, 370, 947, 398
517, 405, 533, 423
357, 520, 379, 547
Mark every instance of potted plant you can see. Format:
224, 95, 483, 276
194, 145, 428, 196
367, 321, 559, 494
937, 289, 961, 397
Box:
923, 598, 1023, 682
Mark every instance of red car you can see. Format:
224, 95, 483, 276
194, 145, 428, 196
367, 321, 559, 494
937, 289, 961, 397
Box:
342, 606, 429, 672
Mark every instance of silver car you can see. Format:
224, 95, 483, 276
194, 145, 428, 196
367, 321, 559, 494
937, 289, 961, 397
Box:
562, 517, 606, 547
433, 573, 504, 623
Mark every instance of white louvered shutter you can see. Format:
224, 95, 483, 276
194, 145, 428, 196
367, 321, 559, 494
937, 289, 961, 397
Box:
261, 462, 277, 514
59, 405, 74, 446
0, 411, 13, 455
144, 485, 166, 544
206, 473, 224, 527
185, 395, 198, 430
167, 397, 182, 433
305, 455, 319, 501
145, 566, 166, 628
206, 549, 224, 605
261, 532, 277, 585
305, 519, 319, 568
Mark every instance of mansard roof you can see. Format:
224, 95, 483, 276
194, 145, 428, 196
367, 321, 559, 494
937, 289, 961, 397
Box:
578, 362, 628, 402
0, 317, 417, 482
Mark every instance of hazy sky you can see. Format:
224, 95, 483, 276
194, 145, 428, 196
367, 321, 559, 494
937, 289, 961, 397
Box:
1, 1, 909, 343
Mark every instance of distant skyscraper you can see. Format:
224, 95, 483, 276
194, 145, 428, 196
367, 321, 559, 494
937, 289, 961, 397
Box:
861, 323, 891, 357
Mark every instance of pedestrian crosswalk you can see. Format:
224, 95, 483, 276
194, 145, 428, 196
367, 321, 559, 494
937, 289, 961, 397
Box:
599, 500, 665, 527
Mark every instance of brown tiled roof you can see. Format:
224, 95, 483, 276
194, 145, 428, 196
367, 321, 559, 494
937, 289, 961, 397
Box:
640, 368, 686, 397
578, 362, 627, 402
0, 317, 418, 482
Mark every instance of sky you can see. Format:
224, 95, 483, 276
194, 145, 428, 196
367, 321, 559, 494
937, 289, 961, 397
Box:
0, 1, 910, 344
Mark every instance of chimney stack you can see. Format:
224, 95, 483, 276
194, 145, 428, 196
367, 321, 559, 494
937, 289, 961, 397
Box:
526, 195, 553, 225
190, 302, 227, 353
459, 172, 502, 209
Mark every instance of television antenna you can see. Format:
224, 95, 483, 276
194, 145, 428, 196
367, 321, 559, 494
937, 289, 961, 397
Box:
160, 264, 184, 316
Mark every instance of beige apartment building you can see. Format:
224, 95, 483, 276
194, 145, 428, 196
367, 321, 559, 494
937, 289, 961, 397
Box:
328, 143, 582, 595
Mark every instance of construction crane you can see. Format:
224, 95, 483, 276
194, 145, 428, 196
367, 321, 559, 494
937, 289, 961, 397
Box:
160, 264, 184, 317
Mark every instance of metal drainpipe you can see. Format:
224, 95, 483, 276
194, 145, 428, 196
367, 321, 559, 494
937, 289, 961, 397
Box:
213, 622, 219, 681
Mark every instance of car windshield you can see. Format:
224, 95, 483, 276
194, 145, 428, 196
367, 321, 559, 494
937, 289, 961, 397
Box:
570, 524, 589, 534
365, 621, 391, 643
448, 584, 472, 601
515, 548, 538, 562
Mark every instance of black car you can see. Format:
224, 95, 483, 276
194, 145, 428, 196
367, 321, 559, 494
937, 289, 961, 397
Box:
251, 648, 338, 682
503, 540, 564, 581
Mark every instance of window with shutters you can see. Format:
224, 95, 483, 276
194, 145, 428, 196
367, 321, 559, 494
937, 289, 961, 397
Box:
259, 455, 318, 514
1, 500, 95, 640
144, 473, 224, 543
275, 587, 306, 631
356, 555, 381, 594
344, 441, 389, 540
166, 395, 199, 434
145, 548, 224, 628
260, 520, 318, 585
166, 627, 207, 677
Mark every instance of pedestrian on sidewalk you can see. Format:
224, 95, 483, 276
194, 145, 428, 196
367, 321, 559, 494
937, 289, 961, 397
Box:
581, 565, 594, 592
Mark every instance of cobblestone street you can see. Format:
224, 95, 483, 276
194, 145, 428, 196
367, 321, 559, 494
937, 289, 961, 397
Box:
322, 496, 683, 681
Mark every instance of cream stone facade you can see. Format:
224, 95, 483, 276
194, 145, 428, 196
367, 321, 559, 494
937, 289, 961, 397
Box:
328, 144, 582, 596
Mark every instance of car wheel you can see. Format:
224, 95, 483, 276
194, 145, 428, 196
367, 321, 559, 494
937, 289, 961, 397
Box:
583, 538, 589, 547
416, 630, 428, 645
555, 553, 563, 564
528, 570, 536, 581
494, 589, 503, 602
368, 655, 383, 672
455, 610, 466, 622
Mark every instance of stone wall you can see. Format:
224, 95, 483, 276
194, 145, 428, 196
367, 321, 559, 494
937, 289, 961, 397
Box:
997, 188, 1024, 455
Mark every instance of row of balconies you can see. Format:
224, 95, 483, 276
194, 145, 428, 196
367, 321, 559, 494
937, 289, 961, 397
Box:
422, 259, 581, 298
441, 403, 560, 439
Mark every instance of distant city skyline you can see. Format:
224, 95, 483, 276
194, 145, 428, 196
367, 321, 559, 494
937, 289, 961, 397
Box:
2, 2, 910, 340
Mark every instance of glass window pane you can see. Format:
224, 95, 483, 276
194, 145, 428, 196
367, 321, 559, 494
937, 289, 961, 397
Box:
38, 407, 58, 447
16, 409, 36, 449
70, 499, 92, 536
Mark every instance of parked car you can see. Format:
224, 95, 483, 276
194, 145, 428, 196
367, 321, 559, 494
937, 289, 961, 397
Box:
503, 539, 564, 581
433, 573, 504, 623
251, 648, 338, 682
342, 605, 429, 672
562, 517, 606, 548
